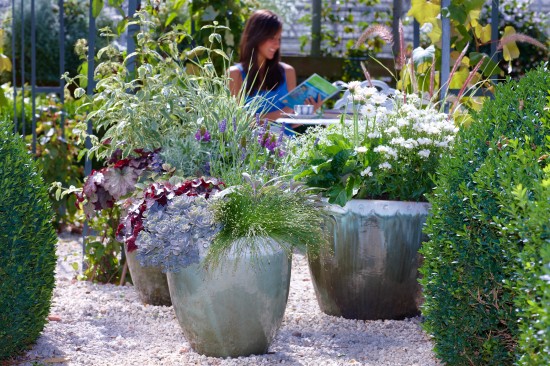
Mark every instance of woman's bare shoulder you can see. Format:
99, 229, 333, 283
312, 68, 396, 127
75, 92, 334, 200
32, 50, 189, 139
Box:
229, 64, 242, 74
280, 62, 295, 71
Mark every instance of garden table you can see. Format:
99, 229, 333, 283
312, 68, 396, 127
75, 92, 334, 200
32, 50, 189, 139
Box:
275, 116, 343, 125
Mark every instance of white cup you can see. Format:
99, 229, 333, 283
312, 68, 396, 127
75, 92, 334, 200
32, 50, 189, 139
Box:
294, 104, 314, 116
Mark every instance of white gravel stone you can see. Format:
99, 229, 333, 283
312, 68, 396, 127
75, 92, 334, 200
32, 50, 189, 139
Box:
14, 232, 442, 366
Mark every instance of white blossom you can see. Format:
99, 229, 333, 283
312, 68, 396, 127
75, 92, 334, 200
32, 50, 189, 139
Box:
360, 166, 373, 177
418, 149, 431, 158
371, 94, 388, 105
374, 145, 398, 159
355, 146, 367, 153
379, 162, 392, 170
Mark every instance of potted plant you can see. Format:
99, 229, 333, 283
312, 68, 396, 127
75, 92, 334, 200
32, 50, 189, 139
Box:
135, 174, 327, 357
62, 15, 283, 303
286, 85, 458, 320
68, 149, 174, 305
63, 13, 325, 357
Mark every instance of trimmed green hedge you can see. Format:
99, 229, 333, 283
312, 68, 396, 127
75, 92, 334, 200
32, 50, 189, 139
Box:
420, 66, 550, 365
512, 99, 550, 365
0, 117, 57, 360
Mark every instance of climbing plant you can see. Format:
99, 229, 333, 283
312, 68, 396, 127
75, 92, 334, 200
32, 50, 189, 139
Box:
408, 0, 547, 91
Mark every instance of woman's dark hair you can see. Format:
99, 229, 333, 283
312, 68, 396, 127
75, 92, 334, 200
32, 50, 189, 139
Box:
239, 10, 284, 93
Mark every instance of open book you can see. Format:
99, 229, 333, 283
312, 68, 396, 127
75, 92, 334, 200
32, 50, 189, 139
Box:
279, 74, 342, 108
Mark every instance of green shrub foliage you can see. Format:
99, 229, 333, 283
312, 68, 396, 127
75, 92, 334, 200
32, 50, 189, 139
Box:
420, 66, 550, 365
0, 117, 57, 360
511, 97, 550, 365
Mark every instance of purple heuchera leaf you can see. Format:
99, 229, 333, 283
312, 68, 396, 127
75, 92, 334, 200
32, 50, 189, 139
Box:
103, 166, 142, 199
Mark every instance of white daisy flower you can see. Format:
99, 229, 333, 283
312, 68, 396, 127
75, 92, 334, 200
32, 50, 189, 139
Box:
360, 166, 373, 177
418, 149, 431, 158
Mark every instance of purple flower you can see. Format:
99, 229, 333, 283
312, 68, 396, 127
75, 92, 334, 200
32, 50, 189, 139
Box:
218, 119, 227, 133
232, 117, 237, 132
202, 161, 211, 175
195, 127, 211, 142
278, 123, 286, 143
258, 131, 279, 152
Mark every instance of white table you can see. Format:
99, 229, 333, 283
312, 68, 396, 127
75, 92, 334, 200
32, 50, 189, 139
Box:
275, 117, 340, 125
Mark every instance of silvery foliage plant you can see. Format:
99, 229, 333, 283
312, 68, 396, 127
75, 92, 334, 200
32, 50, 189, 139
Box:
136, 194, 221, 273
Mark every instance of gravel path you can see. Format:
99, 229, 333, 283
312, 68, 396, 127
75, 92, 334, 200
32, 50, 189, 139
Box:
15, 233, 441, 366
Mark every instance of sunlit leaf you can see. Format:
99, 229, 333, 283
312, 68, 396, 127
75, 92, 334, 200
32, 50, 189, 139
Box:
92, 0, 104, 18
474, 23, 491, 43
427, 19, 442, 44
412, 45, 435, 66
408, 0, 441, 24
165, 12, 178, 27
0, 53, 12, 73
0, 87, 7, 107
502, 26, 520, 61
449, 67, 469, 89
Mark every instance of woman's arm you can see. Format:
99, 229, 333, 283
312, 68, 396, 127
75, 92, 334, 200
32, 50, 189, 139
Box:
228, 66, 243, 97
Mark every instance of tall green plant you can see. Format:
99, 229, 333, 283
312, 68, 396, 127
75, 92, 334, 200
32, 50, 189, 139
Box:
0, 117, 57, 360
420, 66, 550, 365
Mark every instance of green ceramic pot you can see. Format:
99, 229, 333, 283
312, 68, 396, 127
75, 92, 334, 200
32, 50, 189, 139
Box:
125, 248, 171, 306
167, 238, 291, 358
308, 199, 429, 320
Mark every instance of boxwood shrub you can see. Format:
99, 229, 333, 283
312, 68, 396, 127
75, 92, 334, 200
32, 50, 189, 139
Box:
511, 100, 550, 366
420, 66, 550, 365
0, 117, 57, 360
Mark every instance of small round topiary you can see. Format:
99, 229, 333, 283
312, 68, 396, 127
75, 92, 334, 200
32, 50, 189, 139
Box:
0, 118, 57, 360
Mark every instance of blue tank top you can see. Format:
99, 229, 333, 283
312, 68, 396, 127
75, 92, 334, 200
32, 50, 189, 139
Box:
236, 63, 288, 113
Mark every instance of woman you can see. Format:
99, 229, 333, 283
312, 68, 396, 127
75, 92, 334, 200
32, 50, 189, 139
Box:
229, 10, 320, 121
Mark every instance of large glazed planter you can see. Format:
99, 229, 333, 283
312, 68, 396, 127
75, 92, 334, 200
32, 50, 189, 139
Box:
125, 248, 172, 306
167, 238, 291, 358
308, 199, 429, 320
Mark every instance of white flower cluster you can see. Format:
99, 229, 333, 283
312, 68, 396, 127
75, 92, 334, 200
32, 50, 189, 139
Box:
351, 86, 458, 166
289, 84, 458, 180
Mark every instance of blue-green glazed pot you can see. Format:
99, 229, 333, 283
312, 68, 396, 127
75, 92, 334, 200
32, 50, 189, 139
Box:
308, 199, 429, 320
167, 238, 291, 358
126, 248, 171, 306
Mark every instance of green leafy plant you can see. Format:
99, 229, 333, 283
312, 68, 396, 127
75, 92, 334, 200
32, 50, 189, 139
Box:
420, 65, 550, 365
408, 0, 548, 91
287, 87, 457, 206
69, 13, 289, 186
510, 96, 550, 365
0, 117, 57, 360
